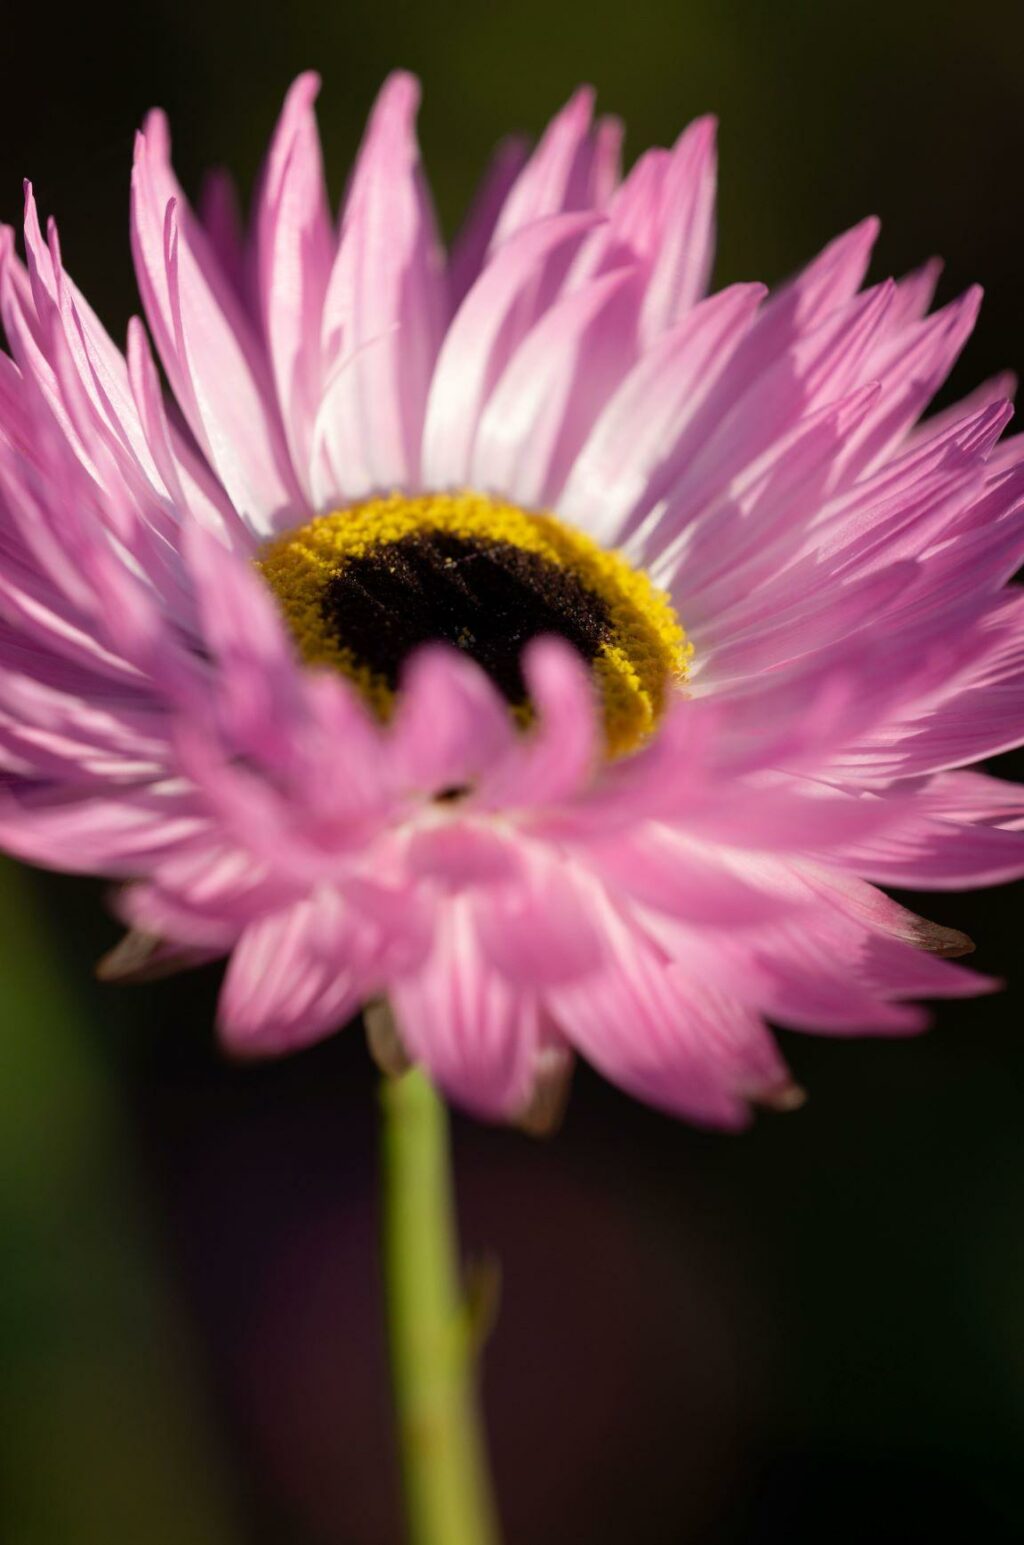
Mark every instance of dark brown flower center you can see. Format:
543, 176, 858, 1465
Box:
321, 530, 612, 704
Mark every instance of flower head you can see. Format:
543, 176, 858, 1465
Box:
2, 71, 1023, 1126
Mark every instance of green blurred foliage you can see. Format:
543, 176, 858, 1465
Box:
0, 862, 240, 1545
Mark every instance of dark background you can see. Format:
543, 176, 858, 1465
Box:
2, 2, 1023, 1541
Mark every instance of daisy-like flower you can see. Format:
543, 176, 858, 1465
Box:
2, 70, 1023, 1128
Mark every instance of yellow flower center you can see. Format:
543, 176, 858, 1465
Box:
258, 492, 690, 757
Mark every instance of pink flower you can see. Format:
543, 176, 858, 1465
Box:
1, 70, 1022, 1128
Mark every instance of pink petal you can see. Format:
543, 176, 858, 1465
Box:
640, 115, 717, 341
836, 287, 983, 480
125, 842, 297, 942
390, 645, 516, 796
314, 72, 446, 502
561, 282, 766, 545
631, 283, 895, 563
470, 265, 642, 507
20, 185, 166, 491
908, 370, 1017, 452
130, 112, 301, 528
488, 87, 596, 250
744, 216, 879, 363
695, 560, 919, 682
0, 784, 204, 874
588, 115, 625, 206
421, 211, 601, 489
886, 256, 943, 328
390, 896, 539, 1119
548, 900, 784, 1128
582, 827, 814, 926
561, 148, 670, 291
256, 72, 334, 491
124, 316, 249, 549
219, 891, 370, 1056
841, 813, 1024, 889
447, 135, 530, 307
473, 855, 605, 986
481, 637, 601, 810
405, 821, 520, 888
197, 166, 249, 307
653, 382, 881, 606
180, 522, 304, 759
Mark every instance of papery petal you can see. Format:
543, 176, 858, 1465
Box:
549, 899, 786, 1128
639, 115, 717, 341
835, 287, 983, 481
489, 88, 597, 249
561, 283, 766, 545
130, 113, 301, 527
422, 212, 601, 488
474, 855, 605, 986
481, 637, 601, 810
256, 72, 333, 487
841, 813, 1024, 888
197, 167, 248, 306
219, 891, 370, 1055
471, 265, 641, 507
390, 646, 516, 794
391, 896, 539, 1119
315, 72, 445, 502
746, 216, 879, 361
447, 135, 530, 306
582, 827, 814, 925
0, 783, 204, 874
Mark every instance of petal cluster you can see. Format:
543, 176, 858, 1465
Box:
1, 71, 1022, 1126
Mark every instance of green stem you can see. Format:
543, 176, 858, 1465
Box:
380, 1068, 501, 1545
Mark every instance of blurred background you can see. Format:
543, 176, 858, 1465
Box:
1, 1, 1023, 1540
